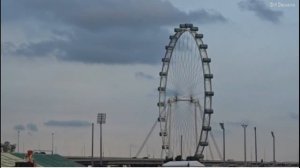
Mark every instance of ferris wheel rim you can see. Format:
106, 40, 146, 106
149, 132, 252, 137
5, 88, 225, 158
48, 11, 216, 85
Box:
157, 24, 214, 160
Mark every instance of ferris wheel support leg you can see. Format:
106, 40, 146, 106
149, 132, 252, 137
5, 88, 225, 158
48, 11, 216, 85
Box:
135, 119, 158, 158
167, 103, 172, 158
194, 102, 204, 158
209, 131, 222, 160
194, 102, 198, 147
208, 139, 214, 160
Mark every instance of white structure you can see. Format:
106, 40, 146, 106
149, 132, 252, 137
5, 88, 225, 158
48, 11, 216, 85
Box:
162, 161, 205, 167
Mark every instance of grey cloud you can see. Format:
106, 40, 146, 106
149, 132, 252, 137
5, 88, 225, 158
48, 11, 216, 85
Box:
11, 28, 166, 64
238, 0, 283, 23
2, 42, 16, 55
3, 0, 228, 29
13, 41, 62, 58
189, 9, 227, 24
3, 0, 228, 64
14, 124, 25, 131
44, 120, 91, 127
135, 72, 154, 80
27, 123, 38, 132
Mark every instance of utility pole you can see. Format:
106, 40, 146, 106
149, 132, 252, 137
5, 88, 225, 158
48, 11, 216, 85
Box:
271, 131, 275, 164
17, 130, 20, 153
241, 124, 248, 166
51, 133, 54, 155
91, 123, 94, 166
180, 135, 183, 158
254, 127, 257, 164
220, 123, 225, 163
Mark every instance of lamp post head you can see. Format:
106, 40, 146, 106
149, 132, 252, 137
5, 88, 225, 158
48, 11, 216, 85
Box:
241, 123, 248, 128
271, 131, 274, 137
97, 113, 106, 124
219, 123, 224, 130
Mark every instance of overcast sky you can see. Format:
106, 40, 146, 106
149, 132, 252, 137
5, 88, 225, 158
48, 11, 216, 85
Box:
1, 0, 299, 162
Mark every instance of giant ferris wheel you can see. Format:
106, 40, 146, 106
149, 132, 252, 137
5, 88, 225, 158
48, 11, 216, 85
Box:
157, 23, 214, 160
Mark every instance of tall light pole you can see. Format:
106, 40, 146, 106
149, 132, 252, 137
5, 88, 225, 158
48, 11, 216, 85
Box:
254, 127, 257, 164
241, 124, 248, 166
97, 113, 106, 166
17, 130, 20, 153
91, 123, 94, 166
51, 133, 54, 155
271, 131, 275, 164
180, 135, 183, 158
219, 123, 225, 163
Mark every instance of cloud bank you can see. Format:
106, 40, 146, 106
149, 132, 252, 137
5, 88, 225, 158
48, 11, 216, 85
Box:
135, 72, 155, 80
13, 124, 25, 131
238, 0, 283, 23
27, 123, 38, 132
3, 0, 227, 64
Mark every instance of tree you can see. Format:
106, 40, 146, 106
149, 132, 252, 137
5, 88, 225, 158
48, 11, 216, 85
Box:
2, 141, 16, 152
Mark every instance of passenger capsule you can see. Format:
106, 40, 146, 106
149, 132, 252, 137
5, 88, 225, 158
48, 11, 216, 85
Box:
204, 109, 214, 114
202, 58, 211, 63
162, 58, 170, 62
159, 72, 167, 76
162, 145, 169, 149
158, 87, 166, 92
158, 117, 166, 122
190, 27, 198, 31
195, 34, 204, 38
157, 102, 165, 107
199, 44, 208, 49
202, 126, 212, 131
185, 23, 193, 28
205, 91, 214, 96
165, 45, 173, 50
179, 24, 186, 28
159, 132, 168, 136
174, 28, 182, 32
199, 141, 208, 146
169, 35, 176, 40
204, 74, 213, 79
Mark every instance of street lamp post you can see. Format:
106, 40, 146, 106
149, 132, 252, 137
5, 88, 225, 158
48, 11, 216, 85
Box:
241, 124, 248, 166
91, 123, 94, 166
254, 127, 257, 164
97, 113, 106, 166
180, 135, 183, 158
271, 131, 275, 164
51, 133, 54, 155
219, 123, 225, 163
17, 130, 20, 153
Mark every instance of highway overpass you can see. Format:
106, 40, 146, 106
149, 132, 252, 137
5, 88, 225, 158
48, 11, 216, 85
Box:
66, 156, 299, 167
